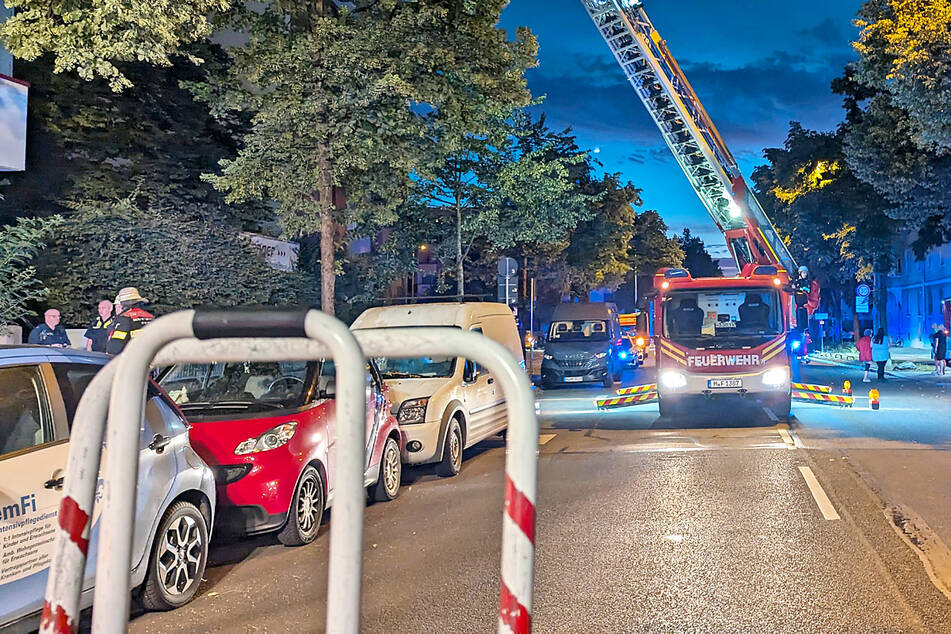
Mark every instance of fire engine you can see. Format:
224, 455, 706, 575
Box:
582, 0, 807, 417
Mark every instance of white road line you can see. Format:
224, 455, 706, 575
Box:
538, 433, 556, 445
777, 427, 794, 449
798, 466, 841, 520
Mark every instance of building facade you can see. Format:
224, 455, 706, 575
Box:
886, 240, 951, 348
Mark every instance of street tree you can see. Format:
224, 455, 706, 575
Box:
0, 216, 61, 328
195, 0, 536, 315
841, 1, 951, 249
853, 0, 951, 150
409, 115, 592, 296
676, 228, 722, 278
752, 123, 897, 328
0, 0, 228, 91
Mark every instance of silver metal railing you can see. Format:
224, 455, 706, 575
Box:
42, 310, 538, 634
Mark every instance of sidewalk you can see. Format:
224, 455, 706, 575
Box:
811, 345, 951, 382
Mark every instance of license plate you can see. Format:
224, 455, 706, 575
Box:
708, 378, 742, 389
564, 376, 583, 383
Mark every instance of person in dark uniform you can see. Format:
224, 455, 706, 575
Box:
84, 299, 114, 352
27, 308, 71, 347
106, 287, 155, 355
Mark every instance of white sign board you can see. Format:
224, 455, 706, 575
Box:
242, 233, 300, 272
0, 75, 28, 171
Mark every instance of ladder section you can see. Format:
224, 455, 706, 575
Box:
580, 0, 797, 273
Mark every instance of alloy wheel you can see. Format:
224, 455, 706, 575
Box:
156, 515, 202, 596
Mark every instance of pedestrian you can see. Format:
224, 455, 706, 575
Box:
84, 299, 114, 353
857, 328, 873, 383
935, 325, 948, 376
871, 328, 890, 381
930, 323, 940, 375
27, 308, 71, 347
106, 287, 154, 355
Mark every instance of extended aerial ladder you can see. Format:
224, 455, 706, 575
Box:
580, 0, 797, 275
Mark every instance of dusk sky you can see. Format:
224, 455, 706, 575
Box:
499, 0, 864, 258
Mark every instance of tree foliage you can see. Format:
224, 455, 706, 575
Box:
195, 0, 537, 314
1, 51, 256, 225
0, 0, 228, 91
0, 216, 61, 326
843, 1, 951, 248
38, 198, 314, 323
853, 0, 951, 150
409, 115, 592, 294
676, 229, 722, 278
752, 123, 898, 322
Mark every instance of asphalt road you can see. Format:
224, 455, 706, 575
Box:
125, 358, 951, 633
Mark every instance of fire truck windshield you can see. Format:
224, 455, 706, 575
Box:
663, 288, 782, 347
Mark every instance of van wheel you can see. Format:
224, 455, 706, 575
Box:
370, 437, 402, 502
141, 501, 209, 611
278, 466, 324, 546
436, 419, 463, 477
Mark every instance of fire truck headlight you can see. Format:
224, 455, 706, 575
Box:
660, 370, 687, 389
762, 367, 789, 387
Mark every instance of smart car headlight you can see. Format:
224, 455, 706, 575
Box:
762, 367, 789, 387
234, 421, 298, 455
660, 370, 687, 389
398, 397, 430, 424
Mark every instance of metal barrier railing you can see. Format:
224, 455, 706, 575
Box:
41, 310, 538, 634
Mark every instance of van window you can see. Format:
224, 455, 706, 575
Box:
0, 365, 54, 457
549, 320, 610, 342
376, 355, 457, 379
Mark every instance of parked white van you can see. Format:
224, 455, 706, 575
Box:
351, 302, 523, 476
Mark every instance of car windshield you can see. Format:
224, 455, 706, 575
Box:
159, 361, 313, 413
374, 356, 456, 379
663, 288, 782, 346
549, 319, 610, 342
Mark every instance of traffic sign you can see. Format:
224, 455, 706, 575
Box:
497, 277, 517, 305
856, 283, 871, 314
813, 312, 829, 321
497, 257, 518, 277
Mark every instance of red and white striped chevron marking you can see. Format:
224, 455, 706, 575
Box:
499, 472, 535, 633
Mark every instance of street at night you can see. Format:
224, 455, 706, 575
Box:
3, 0, 951, 632
125, 357, 951, 632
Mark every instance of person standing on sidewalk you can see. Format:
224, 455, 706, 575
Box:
935, 325, 948, 376
857, 328, 873, 383
930, 323, 940, 374
84, 299, 114, 352
106, 287, 154, 355
871, 328, 890, 381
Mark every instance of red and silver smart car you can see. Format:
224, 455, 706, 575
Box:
160, 359, 402, 546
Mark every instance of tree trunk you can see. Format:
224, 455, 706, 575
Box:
318, 145, 335, 316
456, 201, 464, 298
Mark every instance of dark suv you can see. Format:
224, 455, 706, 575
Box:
540, 302, 626, 388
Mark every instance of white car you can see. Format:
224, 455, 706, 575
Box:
351, 302, 524, 476
0, 346, 217, 630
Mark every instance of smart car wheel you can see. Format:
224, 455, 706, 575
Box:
278, 466, 324, 546
436, 418, 463, 477
142, 500, 209, 611
370, 437, 402, 502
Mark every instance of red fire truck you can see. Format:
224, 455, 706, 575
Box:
652, 265, 793, 418
583, 0, 811, 417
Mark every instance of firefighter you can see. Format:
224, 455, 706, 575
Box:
106, 287, 155, 355
789, 266, 820, 362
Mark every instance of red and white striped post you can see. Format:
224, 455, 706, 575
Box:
349, 328, 539, 633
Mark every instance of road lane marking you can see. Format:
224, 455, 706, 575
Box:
538, 434, 556, 445
777, 427, 794, 448
798, 466, 841, 520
